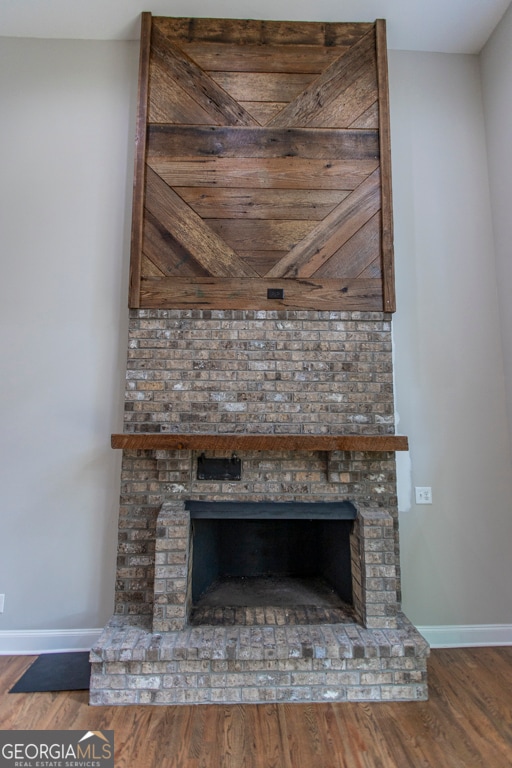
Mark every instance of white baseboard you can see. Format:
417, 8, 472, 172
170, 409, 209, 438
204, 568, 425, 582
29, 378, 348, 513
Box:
0, 629, 102, 655
417, 624, 512, 648
1, 625, 511, 655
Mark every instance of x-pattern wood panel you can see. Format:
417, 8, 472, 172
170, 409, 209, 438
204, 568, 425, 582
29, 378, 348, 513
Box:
129, 14, 396, 311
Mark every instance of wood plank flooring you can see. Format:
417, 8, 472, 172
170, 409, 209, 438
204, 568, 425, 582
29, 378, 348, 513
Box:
1, 647, 511, 767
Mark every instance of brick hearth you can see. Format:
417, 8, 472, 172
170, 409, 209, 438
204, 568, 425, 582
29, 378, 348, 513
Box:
90, 614, 427, 705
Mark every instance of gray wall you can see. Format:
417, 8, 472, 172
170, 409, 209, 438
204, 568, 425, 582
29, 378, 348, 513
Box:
389, 49, 512, 632
481, 1, 512, 456
0, 39, 137, 637
1, 29, 511, 647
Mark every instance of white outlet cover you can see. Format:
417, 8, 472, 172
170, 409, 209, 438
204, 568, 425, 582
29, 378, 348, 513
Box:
415, 486, 432, 504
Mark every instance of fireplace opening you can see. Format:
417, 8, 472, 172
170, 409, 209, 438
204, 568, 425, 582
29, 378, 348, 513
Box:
186, 501, 357, 625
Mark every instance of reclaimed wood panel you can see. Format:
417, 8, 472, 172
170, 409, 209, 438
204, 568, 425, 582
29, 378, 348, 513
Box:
146, 125, 380, 160
139, 276, 383, 311
129, 14, 396, 311
234, 251, 288, 276
148, 59, 215, 124
206, 219, 315, 253
267, 169, 381, 278
359, 256, 382, 278
153, 18, 374, 46
142, 209, 210, 277
148, 157, 379, 190
267, 28, 377, 128
314, 213, 381, 278
144, 167, 259, 278
181, 42, 344, 73
151, 26, 258, 127
141, 254, 165, 278
239, 102, 286, 124
175, 188, 349, 220
209, 72, 317, 103
349, 100, 379, 129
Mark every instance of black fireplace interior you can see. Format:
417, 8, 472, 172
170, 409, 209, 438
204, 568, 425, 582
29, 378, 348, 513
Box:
187, 501, 357, 610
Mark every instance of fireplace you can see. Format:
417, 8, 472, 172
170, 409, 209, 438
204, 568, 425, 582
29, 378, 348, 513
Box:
89, 14, 429, 705
89, 309, 429, 706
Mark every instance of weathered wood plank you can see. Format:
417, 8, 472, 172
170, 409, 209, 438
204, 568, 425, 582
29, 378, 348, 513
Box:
206, 219, 315, 252
258, 20, 373, 46
139, 276, 383, 310
128, 11, 152, 308
141, 254, 166, 278
241, 102, 287, 125
150, 25, 259, 127
267, 169, 381, 278
144, 166, 259, 277
209, 72, 316, 103
181, 42, 344, 73
306, 53, 378, 128
142, 208, 210, 277
154, 17, 373, 46
358, 256, 382, 278
148, 57, 216, 124
376, 19, 396, 313
236, 251, 288, 276
154, 17, 263, 44
151, 16, 191, 41
176, 187, 349, 220
111, 433, 408, 451
349, 100, 379, 129
147, 125, 380, 161
314, 212, 381, 278
268, 26, 376, 128
148, 156, 379, 190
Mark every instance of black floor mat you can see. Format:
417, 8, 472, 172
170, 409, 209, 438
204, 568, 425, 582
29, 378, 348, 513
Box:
9, 652, 91, 693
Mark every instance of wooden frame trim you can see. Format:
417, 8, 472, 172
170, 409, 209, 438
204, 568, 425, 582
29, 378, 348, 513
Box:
375, 19, 396, 313
128, 11, 152, 308
111, 433, 408, 452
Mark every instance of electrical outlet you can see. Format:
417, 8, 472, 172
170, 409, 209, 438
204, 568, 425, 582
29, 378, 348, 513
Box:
415, 487, 432, 504
0, 594, 4, 613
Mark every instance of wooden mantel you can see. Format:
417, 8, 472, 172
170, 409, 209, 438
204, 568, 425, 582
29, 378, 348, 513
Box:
111, 433, 408, 452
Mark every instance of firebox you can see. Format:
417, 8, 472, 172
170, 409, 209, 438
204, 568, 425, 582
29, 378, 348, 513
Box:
188, 501, 356, 624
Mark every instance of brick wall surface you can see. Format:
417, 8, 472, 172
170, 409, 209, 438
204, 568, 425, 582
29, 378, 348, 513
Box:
124, 309, 395, 435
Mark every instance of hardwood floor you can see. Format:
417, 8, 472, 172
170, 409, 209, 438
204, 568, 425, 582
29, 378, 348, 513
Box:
1, 647, 511, 767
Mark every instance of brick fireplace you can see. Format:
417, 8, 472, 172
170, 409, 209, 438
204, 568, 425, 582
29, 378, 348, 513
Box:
89, 310, 429, 704
90, 13, 429, 704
